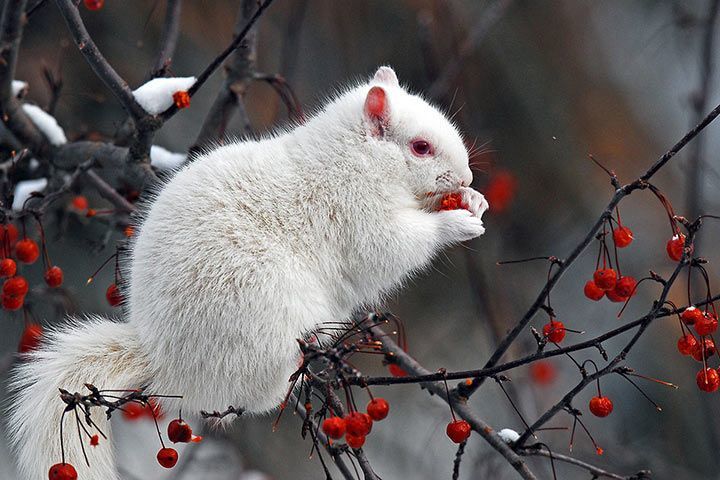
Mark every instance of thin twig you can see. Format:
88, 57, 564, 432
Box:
54, 0, 148, 121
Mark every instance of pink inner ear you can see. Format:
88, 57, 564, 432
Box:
365, 86, 387, 119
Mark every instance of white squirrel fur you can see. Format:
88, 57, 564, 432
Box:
7, 67, 488, 479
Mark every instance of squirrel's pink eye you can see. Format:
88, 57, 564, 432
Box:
411, 140, 433, 157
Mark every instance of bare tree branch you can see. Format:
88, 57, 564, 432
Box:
0, 0, 47, 152
54, 0, 148, 122
160, 0, 275, 122
517, 445, 649, 480
365, 321, 538, 480
191, 0, 259, 152
151, 0, 183, 77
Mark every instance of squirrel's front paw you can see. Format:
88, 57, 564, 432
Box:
459, 187, 489, 219
437, 209, 486, 243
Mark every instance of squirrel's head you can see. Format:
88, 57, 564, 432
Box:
362, 66, 472, 197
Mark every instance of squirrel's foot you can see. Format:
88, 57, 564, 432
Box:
437, 208, 485, 243
458, 186, 489, 219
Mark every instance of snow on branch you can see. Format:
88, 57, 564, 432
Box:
21, 104, 67, 145
133, 77, 196, 115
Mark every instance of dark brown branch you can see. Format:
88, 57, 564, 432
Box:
151, 0, 183, 77
515, 229, 696, 446
346, 294, 720, 388
463, 98, 720, 398
293, 397, 354, 480
161, 0, 275, 122
366, 321, 538, 480
84, 169, 136, 214
517, 446, 649, 480
54, 0, 148, 121
0, 0, 47, 152
191, 0, 259, 152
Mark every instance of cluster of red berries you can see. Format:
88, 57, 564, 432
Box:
437, 192, 468, 211
321, 398, 389, 449
154, 417, 202, 469
583, 217, 638, 304
2, 222, 63, 311
675, 305, 720, 392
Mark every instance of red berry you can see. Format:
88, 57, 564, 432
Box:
438, 192, 466, 211
593, 268, 617, 291
71, 195, 88, 210
446, 420, 471, 443
106, 283, 123, 307
90, 434, 99, 447
589, 396, 613, 417
681, 306, 704, 326
612, 226, 634, 248
695, 313, 718, 337
346, 433, 366, 449
0, 258, 16, 277
122, 401, 145, 420
345, 412, 372, 437
83, 0, 104, 10
44, 266, 63, 288
2, 293, 23, 310
542, 320, 566, 343
614, 276, 637, 298
168, 418, 193, 443
3, 276, 28, 296
1, 223, 18, 245
605, 286, 627, 303
18, 323, 43, 353
666, 234, 686, 262
677, 334, 698, 356
173, 91, 191, 109
157, 447, 179, 469
388, 363, 407, 377
48, 463, 77, 480
367, 398, 389, 421
583, 280, 605, 301
696, 368, 720, 392
529, 360, 556, 385
321, 416, 346, 439
691, 338, 716, 362
15, 238, 39, 264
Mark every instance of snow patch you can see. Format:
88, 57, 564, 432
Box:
498, 428, 520, 444
12, 178, 47, 211
12, 80, 28, 97
132, 76, 196, 115
22, 104, 67, 145
151, 145, 186, 170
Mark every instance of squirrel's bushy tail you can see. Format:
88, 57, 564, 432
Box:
7, 316, 151, 480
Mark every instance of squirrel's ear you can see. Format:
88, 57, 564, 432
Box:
372, 66, 399, 87
364, 86, 389, 137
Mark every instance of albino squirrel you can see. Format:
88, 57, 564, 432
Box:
7, 66, 488, 479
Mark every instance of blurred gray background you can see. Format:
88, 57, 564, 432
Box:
2, 0, 720, 478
